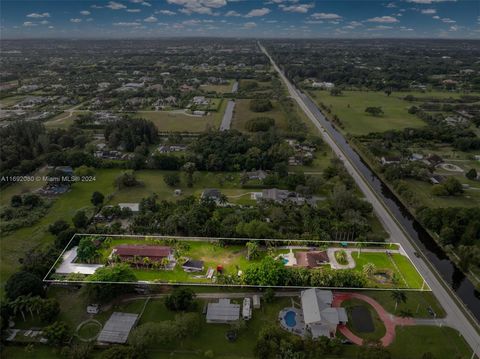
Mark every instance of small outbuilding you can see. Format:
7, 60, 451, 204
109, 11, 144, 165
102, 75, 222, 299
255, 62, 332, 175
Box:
206, 299, 240, 324
97, 312, 139, 344
182, 259, 205, 272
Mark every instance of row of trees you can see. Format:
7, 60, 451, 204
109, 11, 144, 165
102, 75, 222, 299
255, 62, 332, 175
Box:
243, 256, 368, 288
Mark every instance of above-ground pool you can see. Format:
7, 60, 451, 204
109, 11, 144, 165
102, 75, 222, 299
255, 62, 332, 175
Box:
284, 310, 297, 327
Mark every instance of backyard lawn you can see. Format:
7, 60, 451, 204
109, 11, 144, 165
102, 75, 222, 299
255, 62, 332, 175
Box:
353, 252, 425, 289
309, 90, 426, 135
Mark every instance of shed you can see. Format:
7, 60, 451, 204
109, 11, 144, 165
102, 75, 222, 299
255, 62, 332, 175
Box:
206, 299, 240, 323
182, 259, 205, 272
97, 312, 139, 344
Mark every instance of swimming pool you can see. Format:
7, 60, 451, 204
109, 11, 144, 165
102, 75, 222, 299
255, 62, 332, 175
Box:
281, 257, 289, 265
284, 310, 297, 327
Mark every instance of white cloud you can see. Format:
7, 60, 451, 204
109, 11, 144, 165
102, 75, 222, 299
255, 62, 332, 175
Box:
245, 8, 271, 17
80, 10, 91, 16
183, 19, 202, 25
225, 10, 241, 17
433, 15, 440, 19
279, 4, 313, 13
144, 16, 158, 22
348, 21, 362, 27
441, 17, 456, 23
400, 26, 414, 31
23, 21, 37, 27
157, 10, 176, 15
127, 9, 141, 12
406, 0, 456, 3
40, 20, 49, 25
91, 5, 103, 9
449, 25, 458, 31
48, 25, 54, 29
86, 18, 94, 22
243, 21, 257, 29
26, 12, 50, 18
421, 8, 436, 14
366, 16, 399, 23
167, 0, 227, 15
106, 1, 127, 10
385, 2, 397, 8
368, 25, 394, 30
305, 20, 323, 24
70, 18, 82, 23
113, 22, 141, 26
266, 20, 278, 23
311, 12, 342, 20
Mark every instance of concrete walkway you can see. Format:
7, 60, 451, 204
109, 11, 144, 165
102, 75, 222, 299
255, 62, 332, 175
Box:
332, 292, 415, 346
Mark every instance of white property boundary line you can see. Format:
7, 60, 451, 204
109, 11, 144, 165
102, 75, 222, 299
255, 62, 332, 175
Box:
43, 233, 430, 292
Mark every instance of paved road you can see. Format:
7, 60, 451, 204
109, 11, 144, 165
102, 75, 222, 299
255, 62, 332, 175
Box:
259, 42, 480, 355
220, 100, 235, 131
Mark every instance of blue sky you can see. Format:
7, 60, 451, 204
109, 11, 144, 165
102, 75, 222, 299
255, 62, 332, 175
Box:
1, 0, 479, 39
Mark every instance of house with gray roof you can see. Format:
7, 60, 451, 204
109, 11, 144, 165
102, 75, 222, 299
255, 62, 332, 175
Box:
300, 289, 347, 339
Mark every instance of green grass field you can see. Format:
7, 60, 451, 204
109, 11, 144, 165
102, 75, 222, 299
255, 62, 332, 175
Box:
44, 111, 89, 129
310, 90, 427, 135
390, 326, 474, 359
110, 170, 258, 206
200, 80, 234, 94
232, 99, 289, 132
0, 169, 119, 294
134, 100, 226, 132
362, 290, 445, 318
352, 252, 425, 289
0, 95, 25, 108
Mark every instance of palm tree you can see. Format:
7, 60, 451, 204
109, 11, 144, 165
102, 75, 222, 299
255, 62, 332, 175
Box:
152, 260, 161, 271
160, 257, 169, 269
11, 297, 27, 321
356, 241, 367, 258
362, 263, 376, 277
142, 257, 151, 270
391, 290, 407, 313
133, 255, 140, 269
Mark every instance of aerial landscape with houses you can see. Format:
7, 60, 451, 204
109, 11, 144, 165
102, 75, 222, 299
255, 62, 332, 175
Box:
1, 1, 480, 358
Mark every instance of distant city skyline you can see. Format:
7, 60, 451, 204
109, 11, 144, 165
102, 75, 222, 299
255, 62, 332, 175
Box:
1, 0, 479, 39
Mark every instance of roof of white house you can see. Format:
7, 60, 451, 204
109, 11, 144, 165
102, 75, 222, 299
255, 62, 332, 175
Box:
301, 289, 335, 325
55, 247, 104, 275
118, 203, 140, 212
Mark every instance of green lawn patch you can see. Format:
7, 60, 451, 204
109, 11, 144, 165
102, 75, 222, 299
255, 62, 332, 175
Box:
390, 326, 474, 359
232, 99, 289, 132
134, 100, 226, 132
362, 290, 446, 318
310, 90, 426, 135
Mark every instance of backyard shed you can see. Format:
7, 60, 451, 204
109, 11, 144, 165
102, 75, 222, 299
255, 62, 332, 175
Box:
97, 312, 139, 344
206, 299, 240, 323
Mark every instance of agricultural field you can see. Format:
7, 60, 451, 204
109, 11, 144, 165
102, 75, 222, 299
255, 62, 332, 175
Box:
44, 111, 89, 129
309, 90, 427, 135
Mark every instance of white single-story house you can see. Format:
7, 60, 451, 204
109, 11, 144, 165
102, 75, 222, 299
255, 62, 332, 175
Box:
118, 203, 140, 213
